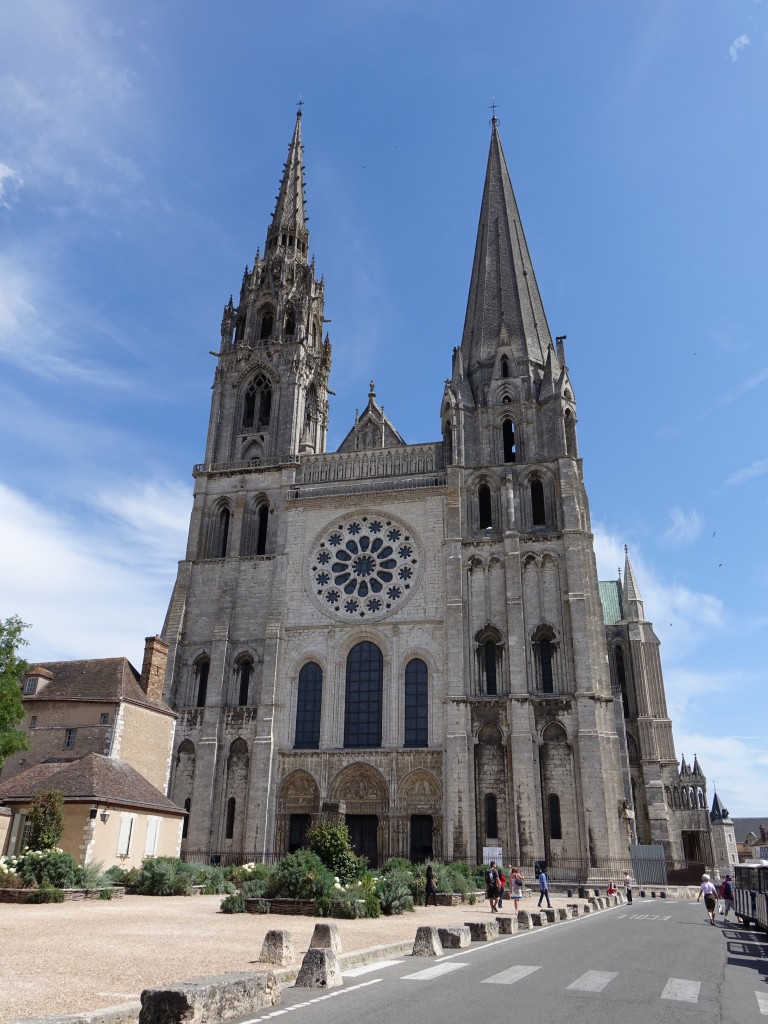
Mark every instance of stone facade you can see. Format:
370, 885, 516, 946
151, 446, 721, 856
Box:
162, 112, 707, 868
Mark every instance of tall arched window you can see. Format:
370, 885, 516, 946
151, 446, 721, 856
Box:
236, 659, 252, 706
548, 793, 562, 840
615, 646, 630, 718
235, 314, 246, 341
404, 658, 428, 747
530, 479, 546, 526
225, 797, 236, 840
242, 374, 272, 430
564, 409, 577, 456
502, 420, 516, 463
295, 662, 323, 749
217, 507, 230, 558
484, 641, 498, 695
259, 308, 274, 339
182, 798, 191, 839
485, 794, 498, 838
344, 642, 383, 748
539, 638, 554, 693
256, 504, 269, 555
194, 658, 209, 708
443, 421, 453, 465
500, 356, 509, 378
478, 484, 492, 529
284, 306, 296, 335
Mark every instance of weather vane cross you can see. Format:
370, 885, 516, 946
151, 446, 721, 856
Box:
297, 95, 304, 113
489, 97, 499, 121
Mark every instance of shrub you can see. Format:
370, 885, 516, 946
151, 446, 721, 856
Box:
251, 898, 270, 914
220, 892, 246, 914
0, 871, 27, 889
376, 870, 414, 915
265, 849, 336, 915
27, 881, 65, 904
190, 865, 234, 895
136, 857, 194, 896
15, 849, 79, 889
240, 877, 268, 899
25, 789, 64, 850
104, 865, 141, 887
380, 857, 413, 876
305, 821, 365, 884
77, 860, 109, 891
333, 873, 380, 919
99, 887, 113, 900
225, 862, 273, 887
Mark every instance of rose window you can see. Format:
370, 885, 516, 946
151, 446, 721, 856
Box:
308, 513, 420, 620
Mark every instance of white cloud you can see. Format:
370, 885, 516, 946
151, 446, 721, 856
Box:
726, 457, 768, 486
0, 162, 23, 207
729, 33, 751, 61
674, 732, 767, 816
0, 478, 189, 668
663, 507, 703, 545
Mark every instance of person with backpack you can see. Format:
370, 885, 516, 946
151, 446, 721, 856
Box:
720, 874, 734, 923
485, 860, 500, 913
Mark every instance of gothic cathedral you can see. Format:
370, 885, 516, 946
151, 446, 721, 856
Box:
162, 111, 714, 870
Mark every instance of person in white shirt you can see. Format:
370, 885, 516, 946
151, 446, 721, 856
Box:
697, 873, 718, 925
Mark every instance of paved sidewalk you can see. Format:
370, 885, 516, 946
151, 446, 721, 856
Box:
0, 891, 605, 1023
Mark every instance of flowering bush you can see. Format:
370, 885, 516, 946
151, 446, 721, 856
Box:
14, 849, 79, 889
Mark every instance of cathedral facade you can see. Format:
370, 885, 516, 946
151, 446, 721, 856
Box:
161, 111, 709, 870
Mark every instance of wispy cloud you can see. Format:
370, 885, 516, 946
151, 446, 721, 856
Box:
726, 457, 768, 486
674, 731, 767, 816
663, 507, 703, 546
719, 366, 768, 406
0, 162, 23, 208
729, 33, 751, 61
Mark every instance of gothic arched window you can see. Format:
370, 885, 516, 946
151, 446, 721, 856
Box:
478, 484, 492, 529
502, 419, 516, 463
256, 503, 269, 555
259, 308, 274, 339
182, 798, 191, 839
564, 409, 577, 456
443, 421, 453, 465
225, 797, 236, 840
343, 642, 383, 748
404, 658, 428, 748
615, 645, 630, 718
236, 658, 253, 707
484, 640, 498, 695
217, 507, 230, 558
295, 662, 323, 750
539, 638, 554, 692
284, 306, 296, 336
500, 356, 509, 378
485, 794, 498, 838
548, 793, 562, 840
243, 374, 272, 430
194, 658, 209, 708
531, 479, 546, 526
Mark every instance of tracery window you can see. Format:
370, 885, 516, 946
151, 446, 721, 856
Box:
404, 658, 428, 747
295, 662, 323, 749
242, 374, 272, 430
259, 308, 274, 339
343, 642, 383, 748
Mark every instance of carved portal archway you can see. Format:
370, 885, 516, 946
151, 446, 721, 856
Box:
394, 769, 443, 861
276, 770, 320, 856
328, 763, 390, 867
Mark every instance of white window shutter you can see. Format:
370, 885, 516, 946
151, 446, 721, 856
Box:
144, 816, 160, 857
117, 813, 134, 856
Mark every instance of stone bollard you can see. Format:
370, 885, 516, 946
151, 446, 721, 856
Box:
596, 897, 606, 910
543, 908, 557, 924
557, 907, 569, 921
295, 948, 343, 989
588, 898, 600, 911
496, 916, 518, 935
439, 926, 472, 948
309, 922, 342, 954
465, 920, 500, 941
259, 930, 294, 967
529, 911, 547, 927
140, 972, 279, 1024
582, 903, 592, 914
412, 926, 443, 957
660, 891, 667, 899
517, 910, 533, 930
651, 890, 656, 898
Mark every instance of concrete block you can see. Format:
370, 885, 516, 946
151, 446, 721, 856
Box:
259, 930, 294, 967
557, 907, 569, 921
139, 972, 278, 1024
412, 926, 443, 956
309, 922, 342, 954
529, 912, 547, 927
495, 916, 518, 935
438, 926, 471, 948
542, 908, 557, 923
517, 910, 533, 930
294, 949, 343, 989
582, 903, 592, 914
465, 920, 500, 941
596, 898, 606, 910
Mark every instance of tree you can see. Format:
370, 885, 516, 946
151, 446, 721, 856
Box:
26, 789, 65, 850
0, 615, 31, 770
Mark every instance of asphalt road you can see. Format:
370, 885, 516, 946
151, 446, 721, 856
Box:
244, 898, 768, 1024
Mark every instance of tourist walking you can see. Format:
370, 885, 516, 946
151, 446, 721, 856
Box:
697, 873, 718, 925
624, 870, 633, 905
425, 864, 437, 906
720, 874, 734, 923
537, 866, 552, 908
497, 869, 506, 909
511, 867, 524, 911
485, 860, 500, 913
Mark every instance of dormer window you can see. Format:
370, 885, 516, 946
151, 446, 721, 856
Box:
22, 677, 38, 696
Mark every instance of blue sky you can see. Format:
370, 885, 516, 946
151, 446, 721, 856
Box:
0, 1, 765, 816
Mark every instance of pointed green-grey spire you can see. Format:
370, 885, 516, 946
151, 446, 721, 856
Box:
622, 546, 645, 621
266, 109, 308, 257
460, 116, 554, 394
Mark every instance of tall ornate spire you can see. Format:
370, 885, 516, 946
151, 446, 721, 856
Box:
622, 546, 645, 621
460, 116, 554, 393
266, 109, 308, 257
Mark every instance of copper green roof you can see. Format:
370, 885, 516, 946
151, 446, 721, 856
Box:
599, 580, 624, 624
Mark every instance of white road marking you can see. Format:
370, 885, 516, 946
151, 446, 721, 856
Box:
482, 965, 541, 985
661, 978, 701, 1003
343, 959, 402, 977
567, 971, 618, 992
240, 980, 383, 1023
404, 963, 468, 981
756, 991, 768, 1016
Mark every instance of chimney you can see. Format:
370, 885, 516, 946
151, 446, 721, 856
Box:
139, 636, 169, 703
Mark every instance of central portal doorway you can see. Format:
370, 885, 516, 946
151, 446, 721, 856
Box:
346, 814, 378, 867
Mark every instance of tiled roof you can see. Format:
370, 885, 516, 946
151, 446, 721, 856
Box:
0, 754, 184, 815
731, 817, 768, 843
25, 658, 173, 715
599, 580, 624, 625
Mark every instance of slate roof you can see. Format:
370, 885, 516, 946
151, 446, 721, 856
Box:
730, 817, 768, 843
599, 580, 624, 625
25, 658, 174, 715
0, 754, 184, 815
